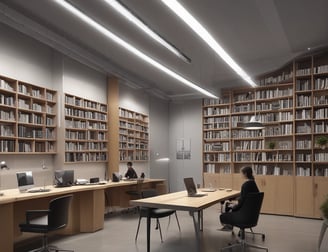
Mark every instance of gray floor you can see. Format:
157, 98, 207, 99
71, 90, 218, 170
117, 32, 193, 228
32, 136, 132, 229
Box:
16, 205, 328, 252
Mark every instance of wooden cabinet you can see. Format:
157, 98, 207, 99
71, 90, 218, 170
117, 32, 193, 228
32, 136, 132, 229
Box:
295, 176, 314, 217
64, 94, 108, 163
0, 76, 57, 153
119, 107, 149, 162
314, 176, 328, 218
203, 173, 232, 189
202, 50, 328, 218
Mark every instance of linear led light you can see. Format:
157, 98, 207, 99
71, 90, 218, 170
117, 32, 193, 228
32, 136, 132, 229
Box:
54, 0, 217, 98
161, 0, 257, 87
103, 0, 191, 63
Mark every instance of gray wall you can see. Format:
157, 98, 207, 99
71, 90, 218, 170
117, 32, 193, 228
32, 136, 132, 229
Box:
0, 22, 202, 192
168, 99, 203, 192
149, 97, 170, 182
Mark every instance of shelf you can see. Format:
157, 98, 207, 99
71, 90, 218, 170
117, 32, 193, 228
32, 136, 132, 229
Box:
119, 107, 149, 162
0, 76, 57, 153
64, 93, 108, 163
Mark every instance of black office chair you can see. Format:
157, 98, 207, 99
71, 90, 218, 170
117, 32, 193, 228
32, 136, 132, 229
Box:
19, 194, 74, 252
125, 179, 144, 213
220, 192, 268, 252
135, 189, 181, 243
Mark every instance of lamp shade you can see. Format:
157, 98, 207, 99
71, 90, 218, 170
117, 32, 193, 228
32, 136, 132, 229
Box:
243, 116, 264, 130
0, 161, 8, 170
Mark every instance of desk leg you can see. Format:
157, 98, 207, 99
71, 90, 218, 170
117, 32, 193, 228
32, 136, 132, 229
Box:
190, 211, 203, 252
147, 210, 151, 252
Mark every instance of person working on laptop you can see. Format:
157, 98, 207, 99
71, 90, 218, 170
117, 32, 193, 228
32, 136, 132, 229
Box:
219, 166, 259, 231
124, 161, 138, 179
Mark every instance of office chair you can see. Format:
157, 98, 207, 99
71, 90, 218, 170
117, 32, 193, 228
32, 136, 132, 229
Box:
125, 179, 144, 213
19, 194, 74, 252
318, 216, 328, 252
135, 189, 181, 243
220, 192, 268, 252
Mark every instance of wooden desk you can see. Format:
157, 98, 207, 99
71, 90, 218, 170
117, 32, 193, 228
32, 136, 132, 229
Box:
131, 189, 240, 252
0, 179, 165, 252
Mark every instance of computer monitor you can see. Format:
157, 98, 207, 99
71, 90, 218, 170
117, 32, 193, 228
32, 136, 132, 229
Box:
16, 171, 34, 192
54, 170, 74, 187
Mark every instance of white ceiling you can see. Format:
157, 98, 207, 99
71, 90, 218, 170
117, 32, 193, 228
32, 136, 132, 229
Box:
0, 0, 327, 99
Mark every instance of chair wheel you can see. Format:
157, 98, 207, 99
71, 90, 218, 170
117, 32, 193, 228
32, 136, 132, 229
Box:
262, 234, 265, 241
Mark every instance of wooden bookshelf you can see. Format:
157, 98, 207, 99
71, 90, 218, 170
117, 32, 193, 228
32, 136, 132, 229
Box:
0, 75, 57, 153
202, 50, 328, 218
64, 93, 108, 163
119, 107, 149, 162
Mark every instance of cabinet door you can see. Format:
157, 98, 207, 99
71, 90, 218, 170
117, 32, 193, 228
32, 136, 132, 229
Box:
295, 176, 314, 217
203, 173, 220, 188
257, 175, 275, 214
275, 176, 294, 215
314, 177, 328, 218
219, 174, 233, 188
232, 174, 244, 191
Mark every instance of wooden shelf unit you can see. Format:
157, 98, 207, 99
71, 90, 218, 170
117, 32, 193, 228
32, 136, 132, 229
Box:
64, 93, 108, 163
0, 75, 57, 153
202, 51, 328, 218
119, 107, 149, 162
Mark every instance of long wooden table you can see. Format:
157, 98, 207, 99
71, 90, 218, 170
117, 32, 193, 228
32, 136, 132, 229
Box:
0, 179, 165, 252
130, 189, 240, 252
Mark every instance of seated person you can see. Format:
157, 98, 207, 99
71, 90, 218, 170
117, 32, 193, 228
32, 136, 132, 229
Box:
219, 166, 259, 231
124, 161, 138, 179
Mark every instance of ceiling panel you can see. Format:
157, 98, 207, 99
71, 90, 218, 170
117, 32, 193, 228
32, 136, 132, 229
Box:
1, 0, 328, 99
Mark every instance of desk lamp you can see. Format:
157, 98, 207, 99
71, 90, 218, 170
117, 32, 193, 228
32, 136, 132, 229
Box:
0, 161, 9, 196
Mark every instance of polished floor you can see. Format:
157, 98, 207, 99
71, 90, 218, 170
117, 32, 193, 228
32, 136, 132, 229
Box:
16, 205, 327, 252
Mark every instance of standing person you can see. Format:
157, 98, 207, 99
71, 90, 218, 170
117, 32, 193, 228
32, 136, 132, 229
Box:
219, 166, 259, 231
125, 161, 138, 179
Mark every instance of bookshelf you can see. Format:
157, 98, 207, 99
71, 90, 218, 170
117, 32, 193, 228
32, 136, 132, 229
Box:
64, 93, 108, 163
0, 75, 57, 153
119, 107, 149, 162
202, 50, 328, 218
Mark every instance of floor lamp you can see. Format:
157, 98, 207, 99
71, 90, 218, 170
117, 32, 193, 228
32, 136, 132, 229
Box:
0, 161, 9, 196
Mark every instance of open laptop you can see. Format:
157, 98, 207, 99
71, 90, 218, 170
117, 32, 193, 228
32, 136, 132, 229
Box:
54, 170, 74, 187
183, 177, 207, 197
16, 171, 50, 193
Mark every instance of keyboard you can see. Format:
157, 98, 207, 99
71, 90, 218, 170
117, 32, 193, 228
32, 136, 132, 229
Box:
27, 188, 51, 193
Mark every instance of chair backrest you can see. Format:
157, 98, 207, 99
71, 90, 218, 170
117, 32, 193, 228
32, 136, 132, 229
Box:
141, 189, 157, 199
233, 192, 264, 229
48, 194, 73, 230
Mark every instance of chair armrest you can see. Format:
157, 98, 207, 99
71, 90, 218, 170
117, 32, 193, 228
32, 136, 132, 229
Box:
26, 210, 50, 223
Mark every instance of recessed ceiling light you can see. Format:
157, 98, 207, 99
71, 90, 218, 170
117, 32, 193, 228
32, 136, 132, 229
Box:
161, 0, 257, 88
54, 0, 217, 98
103, 0, 191, 63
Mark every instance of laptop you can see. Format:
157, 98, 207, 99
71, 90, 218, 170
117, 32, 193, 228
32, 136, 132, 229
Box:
183, 177, 207, 197
54, 170, 74, 187
16, 171, 50, 193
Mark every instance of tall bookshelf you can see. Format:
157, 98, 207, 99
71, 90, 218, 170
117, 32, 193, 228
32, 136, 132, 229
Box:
64, 93, 108, 163
119, 107, 149, 162
202, 50, 328, 218
0, 75, 57, 153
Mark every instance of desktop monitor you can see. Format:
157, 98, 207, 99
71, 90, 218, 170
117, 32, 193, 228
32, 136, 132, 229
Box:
16, 171, 34, 192
54, 170, 74, 187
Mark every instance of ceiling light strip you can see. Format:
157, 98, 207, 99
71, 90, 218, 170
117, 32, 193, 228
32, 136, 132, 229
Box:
54, 0, 217, 98
161, 0, 257, 87
103, 0, 191, 63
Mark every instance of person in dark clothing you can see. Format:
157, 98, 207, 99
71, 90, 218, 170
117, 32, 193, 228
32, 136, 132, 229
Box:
219, 166, 259, 231
124, 161, 138, 179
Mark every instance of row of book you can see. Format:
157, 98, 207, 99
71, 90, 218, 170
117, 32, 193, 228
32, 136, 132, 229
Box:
255, 88, 293, 99
0, 79, 14, 91
0, 95, 14, 106
203, 107, 230, 116
65, 152, 107, 162
258, 71, 293, 86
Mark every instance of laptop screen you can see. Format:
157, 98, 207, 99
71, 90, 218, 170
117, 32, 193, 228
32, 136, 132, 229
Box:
183, 177, 197, 196
54, 170, 74, 187
16, 171, 34, 192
